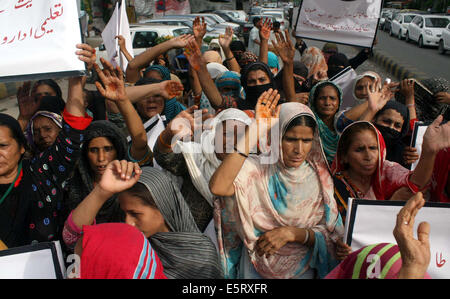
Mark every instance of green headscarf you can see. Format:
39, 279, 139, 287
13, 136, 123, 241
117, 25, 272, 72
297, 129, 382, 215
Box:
308, 81, 343, 165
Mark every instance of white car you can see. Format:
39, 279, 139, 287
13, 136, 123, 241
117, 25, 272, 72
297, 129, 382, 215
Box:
438, 23, 450, 54
390, 13, 418, 39
261, 11, 289, 30
406, 14, 450, 48
95, 25, 192, 65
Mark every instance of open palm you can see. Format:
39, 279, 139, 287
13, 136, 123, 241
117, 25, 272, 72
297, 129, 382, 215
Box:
422, 115, 450, 154
17, 81, 40, 119
160, 81, 184, 100
193, 17, 207, 42
184, 38, 205, 71
94, 58, 127, 102
259, 18, 272, 41
272, 29, 295, 64
219, 27, 233, 49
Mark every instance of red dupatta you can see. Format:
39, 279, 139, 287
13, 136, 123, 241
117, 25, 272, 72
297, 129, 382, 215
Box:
80, 223, 167, 279
331, 121, 411, 201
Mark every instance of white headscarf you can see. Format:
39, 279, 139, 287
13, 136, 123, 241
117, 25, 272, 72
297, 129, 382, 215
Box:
174, 108, 251, 206
352, 71, 382, 106
206, 62, 229, 80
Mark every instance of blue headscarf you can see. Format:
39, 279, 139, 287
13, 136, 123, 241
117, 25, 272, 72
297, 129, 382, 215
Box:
267, 51, 279, 70
143, 65, 171, 81
215, 71, 245, 99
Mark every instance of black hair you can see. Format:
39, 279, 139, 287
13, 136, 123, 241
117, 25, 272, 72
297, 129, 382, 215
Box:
284, 115, 316, 134
253, 17, 261, 26
0, 113, 29, 152
313, 82, 341, 101
33, 79, 62, 99
37, 96, 66, 115
135, 77, 162, 86
121, 182, 158, 209
273, 21, 281, 29
337, 122, 377, 169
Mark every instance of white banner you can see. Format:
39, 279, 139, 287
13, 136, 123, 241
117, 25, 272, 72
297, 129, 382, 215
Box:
294, 0, 382, 48
0, 0, 85, 81
346, 199, 450, 279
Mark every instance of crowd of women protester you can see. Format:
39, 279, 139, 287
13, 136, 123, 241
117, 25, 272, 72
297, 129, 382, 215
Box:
1, 16, 450, 279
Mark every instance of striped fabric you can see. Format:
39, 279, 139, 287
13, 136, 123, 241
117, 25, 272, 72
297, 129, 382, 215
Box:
325, 243, 403, 279
133, 238, 159, 279
138, 167, 223, 279
80, 223, 166, 279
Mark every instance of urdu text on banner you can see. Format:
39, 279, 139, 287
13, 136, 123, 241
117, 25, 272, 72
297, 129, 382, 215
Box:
294, 0, 383, 48
0, 0, 86, 82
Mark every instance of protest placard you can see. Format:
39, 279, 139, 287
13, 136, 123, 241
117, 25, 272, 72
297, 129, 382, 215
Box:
294, 0, 382, 48
345, 198, 450, 279
0, 241, 66, 279
0, 0, 86, 82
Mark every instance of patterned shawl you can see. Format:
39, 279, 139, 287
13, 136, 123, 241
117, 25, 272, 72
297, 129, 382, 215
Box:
174, 108, 251, 206
215, 103, 344, 279
138, 167, 223, 279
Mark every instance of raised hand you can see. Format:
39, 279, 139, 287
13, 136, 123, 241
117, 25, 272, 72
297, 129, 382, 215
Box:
399, 79, 415, 99
272, 29, 295, 64
168, 34, 193, 49
219, 26, 234, 50
166, 105, 212, 144
184, 37, 205, 72
193, 16, 207, 44
94, 57, 127, 102
255, 89, 281, 151
367, 78, 392, 112
98, 160, 142, 195
159, 80, 185, 100
422, 115, 450, 154
255, 88, 281, 120
259, 17, 272, 41
17, 81, 40, 121
393, 192, 430, 279
76, 43, 97, 70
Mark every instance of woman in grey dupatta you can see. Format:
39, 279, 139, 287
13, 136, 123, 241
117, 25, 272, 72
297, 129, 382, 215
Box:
63, 161, 223, 279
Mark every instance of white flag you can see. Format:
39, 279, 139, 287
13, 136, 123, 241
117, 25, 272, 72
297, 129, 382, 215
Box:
101, 2, 120, 68
118, 0, 134, 71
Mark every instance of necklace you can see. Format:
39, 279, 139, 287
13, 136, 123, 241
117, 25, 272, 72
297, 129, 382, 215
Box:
342, 172, 369, 198
0, 162, 22, 206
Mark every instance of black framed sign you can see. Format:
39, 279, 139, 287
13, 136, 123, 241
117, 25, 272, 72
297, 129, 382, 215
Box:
345, 198, 450, 278
0, 241, 66, 279
0, 0, 87, 83
293, 0, 384, 49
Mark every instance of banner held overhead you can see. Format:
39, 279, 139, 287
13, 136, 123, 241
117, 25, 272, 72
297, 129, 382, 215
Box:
294, 0, 383, 48
0, 0, 86, 83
